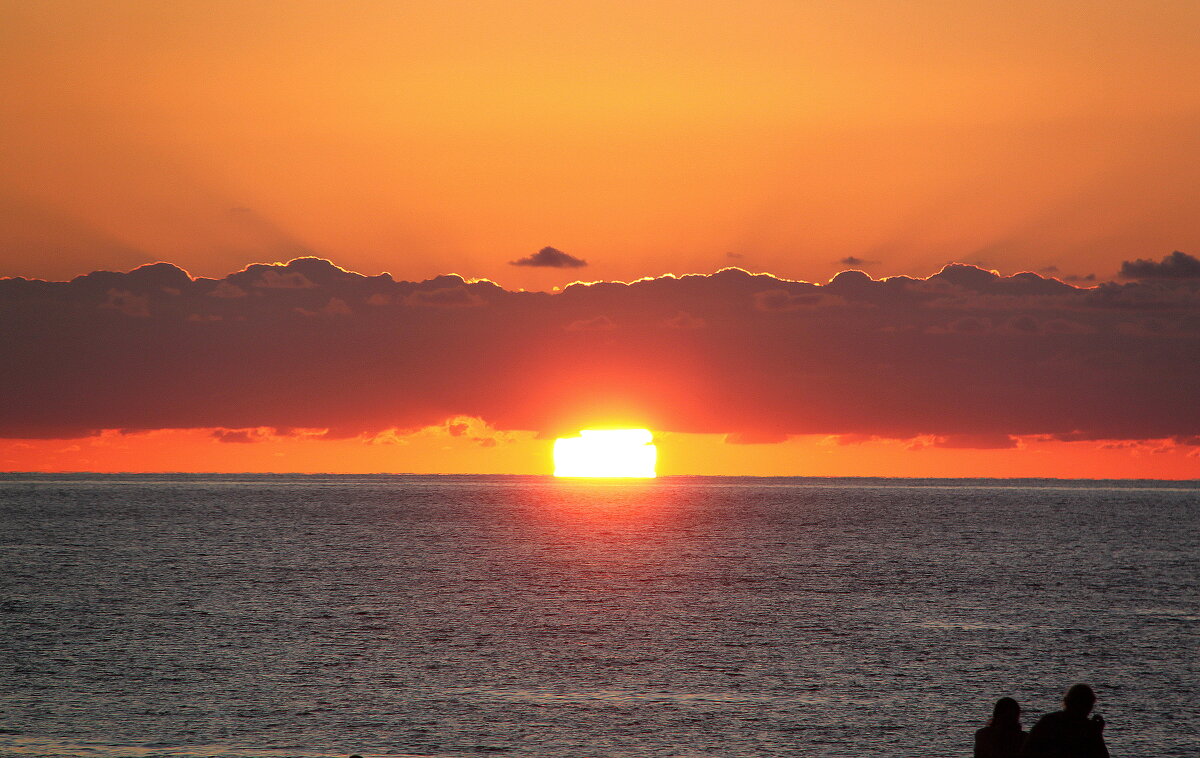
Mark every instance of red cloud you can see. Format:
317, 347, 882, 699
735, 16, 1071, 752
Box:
1, 257, 1198, 444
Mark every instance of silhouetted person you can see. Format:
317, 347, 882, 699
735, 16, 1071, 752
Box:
1021, 684, 1109, 757
975, 697, 1026, 758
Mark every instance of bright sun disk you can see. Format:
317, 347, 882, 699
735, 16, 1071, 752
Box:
553, 429, 657, 478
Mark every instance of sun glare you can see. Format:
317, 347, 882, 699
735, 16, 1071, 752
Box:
553, 429, 657, 478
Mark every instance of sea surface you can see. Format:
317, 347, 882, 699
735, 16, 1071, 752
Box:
1, 474, 1196, 758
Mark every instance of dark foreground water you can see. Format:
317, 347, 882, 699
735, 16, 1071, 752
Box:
0, 475, 1196, 758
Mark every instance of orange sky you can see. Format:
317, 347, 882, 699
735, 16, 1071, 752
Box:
2, 1, 1198, 477
2, 0, 1198, 287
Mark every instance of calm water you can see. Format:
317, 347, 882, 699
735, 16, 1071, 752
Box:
0, 475, 1196, 758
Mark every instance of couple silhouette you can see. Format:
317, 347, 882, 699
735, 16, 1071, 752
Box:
974, 684, 1109, 758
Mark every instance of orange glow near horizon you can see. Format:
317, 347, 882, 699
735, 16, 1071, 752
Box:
0, 426, 1196, 479
553, 429, 657, 478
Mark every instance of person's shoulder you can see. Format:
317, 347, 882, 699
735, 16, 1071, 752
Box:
1029, 710, 1070, 733
1026, 710, 1059, 733
1033, 709, 1067, 724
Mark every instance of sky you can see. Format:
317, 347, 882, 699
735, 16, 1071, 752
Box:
1, 1, 1198, 476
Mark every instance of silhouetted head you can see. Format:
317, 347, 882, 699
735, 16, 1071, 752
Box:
989, 697, 1021, 729
1063, 684, 1096, 715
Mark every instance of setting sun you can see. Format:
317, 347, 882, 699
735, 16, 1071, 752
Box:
553, 429, 657, 478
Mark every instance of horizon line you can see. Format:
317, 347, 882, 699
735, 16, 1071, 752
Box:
3, 470, 1198, 484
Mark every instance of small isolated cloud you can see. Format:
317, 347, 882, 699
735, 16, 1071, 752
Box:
726, 252, 743, 259
509, 246, 588, 268
839, 256, 879, 267
1119, 250, 1200, 280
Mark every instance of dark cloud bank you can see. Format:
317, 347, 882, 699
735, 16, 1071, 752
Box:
2, 253, 1199, 445
1119, 250, 1200, 280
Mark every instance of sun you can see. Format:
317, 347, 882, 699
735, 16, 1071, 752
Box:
553, 429, 657, 478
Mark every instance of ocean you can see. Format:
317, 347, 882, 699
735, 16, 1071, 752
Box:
1, 474, 1196, 757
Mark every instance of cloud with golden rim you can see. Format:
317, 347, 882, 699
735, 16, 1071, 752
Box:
2, 254, 1199, 446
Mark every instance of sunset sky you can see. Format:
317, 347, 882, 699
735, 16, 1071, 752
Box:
2, 1, 1198, 476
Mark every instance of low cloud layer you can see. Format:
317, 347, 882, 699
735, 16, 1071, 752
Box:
2, 255, 1198, 443
509, 246, 588, 268
1119, 250, 1200, 280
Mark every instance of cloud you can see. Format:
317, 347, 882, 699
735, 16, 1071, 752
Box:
509, 246, 588, 268
1, 256, 1198, 444
101, 289, 150, 318
1119, 250, 1200, 280
839, 256, 879, 267
208, 281, 247, 299
753, 288, 842, 312
1038, 265, 1096, 284
212, 428, 267, 444
252, 268, 316, 289
405, 286, 486, 308
210, 426, 324, 443
933, 434, 1018, 450
295, 297, 352, 317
